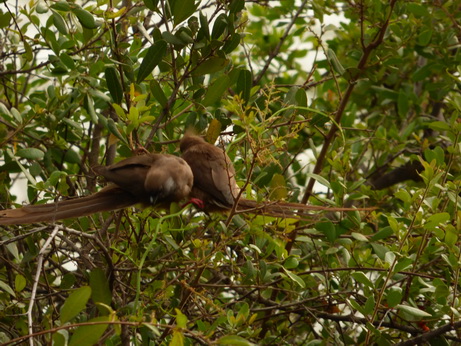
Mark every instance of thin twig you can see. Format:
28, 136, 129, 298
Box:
27, 225, 60, 346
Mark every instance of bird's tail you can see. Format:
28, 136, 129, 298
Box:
236, 198, 375, 219
0, 186, 138, 225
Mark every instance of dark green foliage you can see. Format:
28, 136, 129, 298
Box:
1, 0, 461, 344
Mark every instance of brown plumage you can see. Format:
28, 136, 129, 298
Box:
180, 134, 375, 218
180, 134, 239, 211
0, 154, 193, 225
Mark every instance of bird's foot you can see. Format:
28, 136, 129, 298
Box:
182, 198, 205, 209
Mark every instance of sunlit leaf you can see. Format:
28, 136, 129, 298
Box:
52, 11, 68, 35
202, 75, 230, 106
326, 48, 345, 75
175, 308, 188, 328
72, 8, 98, 29
217, 335, 255, 345
68, 316, 109, 346
60, 286, 91, 324
16, 148, 45, 160
396, 304, 432, 318
0, 280, 15, 297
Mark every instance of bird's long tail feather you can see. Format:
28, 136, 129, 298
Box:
0, 186, 138, 225
236, 199, 375, 219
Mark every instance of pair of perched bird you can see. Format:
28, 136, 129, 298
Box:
0, 134, 235, 225
0, 133, 366, 225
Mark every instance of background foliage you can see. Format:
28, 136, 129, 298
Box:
1, 0, 461, 344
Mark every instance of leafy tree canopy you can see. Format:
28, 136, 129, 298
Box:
1, 0, 461, 344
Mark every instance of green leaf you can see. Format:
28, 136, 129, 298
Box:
175, 308, 188, 328
394, 256, 413, 272
205, 118, 222, 144
105, 67, 123, 104
351, 272, 373, 288
72, 8, 98, 29
315, 220, 337, 242
0, 280, 15, 297
211, 13, 228, 39
269, 173, 288, 200
36, 1, 49, 13
84, 94, 98, 123
384, 251, 395, 267
68, 316, 109, 346
424, 212, 450, 230
217, 335, 255, 346
52, 331, 66, 346
107, 118, 127, 145
283, 256, 299, 269
170, 330, 184, 346
144, 0, 159, 11
150, 79, 168, 107
178, 29, 194, 44
15, 274, 26, 292
161, 31, 184, 45
235, 69, 252, 102
305, 172, 331, 188
397, 91, 409, 117
89, 269, 112, 310
52, 11, 68, 35
417, 29, 432, 46
428, 121, 451, 132
137, 40, 167, 83
394, 189, 411, 204
23, 41, 33, 61
370, 86, 398, 100
16, 148, 45, 160
202, 75, 230, 106
326, 48, 345, 75
396, 304, 432, 318
406, 3, 430, 18
172, 0, 197, 26
198, 12, 210, 40
229, 0, 245, 13
351, 232, 368, 242
192, 57, 229, 76
424, 146, 445, 166
0, 11, 11, 28
59, 53, 75, 69
386, 287, 402, 308
370, 243, 389, 260
349, 299, 366, 316
295, 88, 308, 107
222, 33, 241, 53
445, 225, 458, 246
60, 286, 92, 324
51, 1, 71, 11
283, 268, 305, 288
47, 170, 66, 187
363, 295, 375, 315
64, 149, 82, 164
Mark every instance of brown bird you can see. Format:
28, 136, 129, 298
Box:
180, 134, 239, 211
180, 133, 375, 217
0, 154, 193, 225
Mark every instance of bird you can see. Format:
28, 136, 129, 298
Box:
0, 154, 193, 225
180, 133, 239, 211
180, 133, 375, 218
